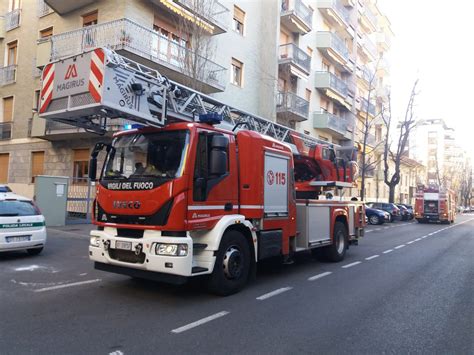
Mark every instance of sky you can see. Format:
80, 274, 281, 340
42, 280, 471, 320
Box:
377, 0, 474, 156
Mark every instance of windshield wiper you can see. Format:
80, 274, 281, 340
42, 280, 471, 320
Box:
0, 213, 19, 216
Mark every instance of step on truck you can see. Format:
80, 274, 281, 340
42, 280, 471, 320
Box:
415, 185, 456, 224
39, 48, 365, 295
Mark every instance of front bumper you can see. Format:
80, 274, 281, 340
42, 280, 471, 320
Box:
89, 228, 215, 278
0, 227, 47, 252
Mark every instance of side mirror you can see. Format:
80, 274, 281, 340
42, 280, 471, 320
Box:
89, 158, 97, 181
209, 135, 228, 176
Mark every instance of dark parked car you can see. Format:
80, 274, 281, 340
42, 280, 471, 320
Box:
366, 202, 401, 222
365, 206, 391, 225
399, 204, 414, 220
396, 204, 410, 221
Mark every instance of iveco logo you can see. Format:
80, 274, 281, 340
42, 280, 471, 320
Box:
112, 201, 141, 209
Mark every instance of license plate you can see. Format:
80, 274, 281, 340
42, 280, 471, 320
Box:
115, 241, 132, 250
6, 236, 31, 243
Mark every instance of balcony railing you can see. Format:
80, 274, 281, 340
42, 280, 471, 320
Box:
5, 8, 20, 31
0, 65, 17, 86
315, 71, 348, 97
48, 18, 227, 91
362, 67, 374, 84
276, 91, 309, 121
317, 0, 350, 24
316, 32, 349, 62
281, 0, 313, 32
363, 6, 377, 29
360, 98, 376, 116
0, 122, 12, 140
364, 37, 378, 60
175, 0, 229, 33
313, 110, 353, 138
278, 43, 311, 74
37, 0, 53, 17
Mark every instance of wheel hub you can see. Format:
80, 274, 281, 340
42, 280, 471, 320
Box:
336, 231, 345, 254
223, 246, 242, 279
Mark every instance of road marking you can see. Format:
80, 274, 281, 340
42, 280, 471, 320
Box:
34, 279, 101, 293
79, 273, 87, 276
342, 261, 361, 269
384, 227, 390, 229
394, 245, 405, 249
365, 230, 374, 233
414, 238, 421, 241
383, 249, 393, 254
171, 311, 229, 334
256, 287, 292, 300
374, 228, 382, 231
428, 233, 434, 236
365, 255, 379, 260
407, 241, 415, 244
421, 235, 428, 239
308, 271, 332, 281
109, 351, 124, 355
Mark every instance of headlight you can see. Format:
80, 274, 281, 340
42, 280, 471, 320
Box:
155, 243, 188, 256
90, 236, 101, 247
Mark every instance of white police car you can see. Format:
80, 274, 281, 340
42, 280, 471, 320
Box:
0, 193, 46, 255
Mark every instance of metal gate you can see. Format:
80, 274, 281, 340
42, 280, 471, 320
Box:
66, 177, 95, 224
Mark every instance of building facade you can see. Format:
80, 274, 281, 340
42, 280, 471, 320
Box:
0, 0, 392, 201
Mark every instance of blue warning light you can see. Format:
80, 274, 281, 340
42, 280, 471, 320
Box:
199, 112, 223, 125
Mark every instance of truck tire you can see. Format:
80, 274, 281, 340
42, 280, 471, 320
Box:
208, 230, 250, 296
322, 221, 348, 262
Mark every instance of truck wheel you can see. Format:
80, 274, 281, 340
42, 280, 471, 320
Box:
369, 215, 380, 225
208, 230, 250, 296
323, 221, 348, 262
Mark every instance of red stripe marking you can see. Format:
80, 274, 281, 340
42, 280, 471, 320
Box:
41, 71, 54, 97
42, 64, 52, 80
90, 60, 103, 84
94, 48, 105, 63
39, 92, 52, 113
89, 81, 101, 103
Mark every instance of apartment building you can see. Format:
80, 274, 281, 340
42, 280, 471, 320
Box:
0, 0, 392, 202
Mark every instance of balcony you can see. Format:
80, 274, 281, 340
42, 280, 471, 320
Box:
357, 66, 374, 87
359, 5, 377, 33
47, 18, 227, 93
314, 71, 350, 107
315, 32, 352, 72
150, 0, 228, 35
5, 8, 21, 31
43, 0, 96, 15
276, 91, 309, 122
317, 0, 352, 37
278, 43, 311, 76
281, 0, 313, 35
359, 98, 376, 117
358, 36, 378, 62
37, 0, 54, 17
377, 31, 391, 51
0, 65, 17, 86
377, 57, 390, 76
313, 111, 353, 140
0, 122, 12, 140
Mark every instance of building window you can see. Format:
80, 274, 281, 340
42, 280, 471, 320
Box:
39, 26, 53, 39
321, 59, 330, 72
2, 97, 14, 123
231, 58, 243, 87
0, 153, 9, 183
318, 135, 329, 142
307, 46, 313, 58
233, 6, 245, 35
33, 90, 40, 111
73, 149, 90, 183
82, 10, 98, 27
31, 151, 45, 183
305, 89, 311, 102
7, 41, 18, 66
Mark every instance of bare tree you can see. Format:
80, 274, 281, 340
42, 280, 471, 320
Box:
382, 79, 419, 203
459, 164, 473, 207
176, 0, 218, 92
358, 64, 385, 200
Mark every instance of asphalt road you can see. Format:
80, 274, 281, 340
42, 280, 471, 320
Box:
1, 215, 473, 355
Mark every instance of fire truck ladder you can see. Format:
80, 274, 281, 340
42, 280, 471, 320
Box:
40, 47, 348, 153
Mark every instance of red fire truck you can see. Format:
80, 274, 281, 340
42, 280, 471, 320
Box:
39, 48, 365, 295
415, 185, 456, 224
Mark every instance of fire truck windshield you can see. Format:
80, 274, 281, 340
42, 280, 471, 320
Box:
102, 130, 189, 180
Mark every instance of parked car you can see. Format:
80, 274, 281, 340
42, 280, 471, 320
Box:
366, 202, 401, 222
399, 204, 414, 219
0, 192, 46, 255
365, 206, 391, 225
0, 185, 12, 193
396, 204, 410, 221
